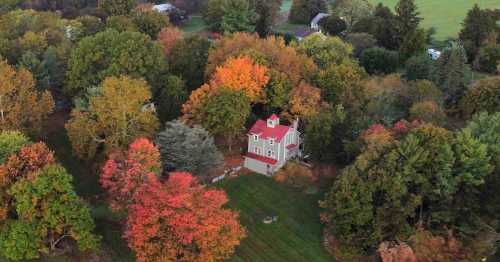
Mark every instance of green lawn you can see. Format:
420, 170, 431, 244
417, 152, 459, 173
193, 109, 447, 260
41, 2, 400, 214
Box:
368, 0, 500, 40
218, 174, 332, 262
180, 15, 207, 34
281, 0, 293, 14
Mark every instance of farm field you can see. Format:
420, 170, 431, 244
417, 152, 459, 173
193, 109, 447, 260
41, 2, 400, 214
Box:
218, 174, 332, 262
367, 0, 500, 40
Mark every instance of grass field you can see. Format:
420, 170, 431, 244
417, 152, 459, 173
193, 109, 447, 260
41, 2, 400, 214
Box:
180, 15, 207, 34
368, 0, 500, 40
218, 174, 332, 262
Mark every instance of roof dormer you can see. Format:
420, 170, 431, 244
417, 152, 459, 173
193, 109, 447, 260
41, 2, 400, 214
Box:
267, 114, 279, 128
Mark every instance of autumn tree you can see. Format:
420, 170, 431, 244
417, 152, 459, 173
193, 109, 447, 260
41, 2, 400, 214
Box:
156, 120, 223, 179
66, 76, 159, 159
0, 131, 30, 164
132, 9, 170, 39
283, 82, 322, 121
0, 61, 54, 136
0, 143, 99, 260
332, 0, 373, 28
157, 26, 182, 57
461, 76, 500, 117
206, 32, 316, 88
169, 35, 211, 89
65, 29, 166, 97
101, 138, 160, 211
459, 4, 499, 61
297, 34, 354, 69
125, 172, 246, 262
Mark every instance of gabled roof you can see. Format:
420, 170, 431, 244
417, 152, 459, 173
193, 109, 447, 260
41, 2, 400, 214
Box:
246, 152, 278, 165
248, 119, 289, 142
269, 114, 279, 120
311, 13, 330, 25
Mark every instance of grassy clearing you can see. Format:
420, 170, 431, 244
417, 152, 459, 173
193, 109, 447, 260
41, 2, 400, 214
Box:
368, 0, 500, 40
180, 15, 207, 34
280, 0, 293, 14
217, 174, 332, 262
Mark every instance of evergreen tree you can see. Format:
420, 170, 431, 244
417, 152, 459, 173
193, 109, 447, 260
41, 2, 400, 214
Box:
289, 0, 327, 24
395, 0, 421, 44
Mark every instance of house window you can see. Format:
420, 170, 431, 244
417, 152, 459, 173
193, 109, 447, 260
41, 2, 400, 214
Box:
254, 147, 261, 155
269, 139, 274, 145
253, 135, 258, 141
267, 150, 275, 158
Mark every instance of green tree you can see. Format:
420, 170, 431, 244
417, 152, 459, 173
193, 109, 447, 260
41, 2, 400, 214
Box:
289, 0, 327, 24
169, 36, 211, 90
304, 105, 345, 161
332, 0, 373, 28
395, 0, 421, 44
253, 0, 282, 36
199, 88, 250, 150
318, 15, 347, 36
2, 164, 100, 260
0, 131, 30, 164
316, 62, 366, 105
477, 43, 500, 73
98, 0, 136, 16
66, 76, 159, 159
65, 29, 166, 97
345, 32, 377, 57
399, 28, 426, 60
405, 54, 436, 81
297, 34, 354, 69
156, 120, 223, 179
106, 15, 138, 32
459, 4, 499, 62
360, 47, 399, 75
132, 10, 170, 39
264, 70, 293, 112
155, 75, 188, 122
220, 0, 257, 33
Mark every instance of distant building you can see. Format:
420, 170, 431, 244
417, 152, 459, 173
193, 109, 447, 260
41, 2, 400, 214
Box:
152, 2, 186, 23
152, 3, 176, 13
310, 13, 330, 31
244, 114, 301, 176
427, 48, 441, 60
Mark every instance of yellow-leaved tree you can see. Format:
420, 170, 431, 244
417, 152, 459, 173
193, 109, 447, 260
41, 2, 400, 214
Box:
0, 60, 54, 136
66, 75, 159, 159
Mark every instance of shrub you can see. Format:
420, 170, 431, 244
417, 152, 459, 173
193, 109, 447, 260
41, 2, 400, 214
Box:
477, 43, 500, 73
461, 76, 500, 117
409, 101, 446, 124
360, 47, 399, 74
274, 161, 316, 189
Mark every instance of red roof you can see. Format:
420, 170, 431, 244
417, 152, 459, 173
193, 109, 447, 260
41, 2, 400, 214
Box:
269, 114, 279, 120
248, 119, 290, 142
246, 152, 278, 165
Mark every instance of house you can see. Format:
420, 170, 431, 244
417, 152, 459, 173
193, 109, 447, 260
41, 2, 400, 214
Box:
152, 3, 176, 12
427, 48, 441, 60
244, 114, 301, 176
152, 3, 186, 23
310, 13, 330, 31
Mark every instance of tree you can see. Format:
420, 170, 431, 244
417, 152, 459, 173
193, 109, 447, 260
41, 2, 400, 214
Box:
409, 101, 446, 124
98, 0, 136, 15
132, 10, 170, 39
297, 34, 354, 69
155, 75, 188, 122
264, 70, 293, 112
289, 0, 327, 24
461, 76, 500, 117
156, 120, 223, 178
210, 55, 270, 102
352, 3, 399, 50
395, 0, 421, 44
254, 0, 282, 37
318, 15, 347, 36
220, 0, 257, 33
206, 32, 316, 87
360, 47, 399, 75
66, 76, 159, 159
434, 43, 471, 108
304, 105, 345, 161
125, 172, 246, 262
345, 33, 377, 57
0, 61, 54, 136
199, 89, 251, 150
477, 43, 500, 73
4, 164, 100, 260
0, 131, 30, 164
106, 15, 138, 32
169, 35, 211, 90
316, 62, 366, 105
399, 28, 427, 60
459, 4, 499, 62
284, 82, 322, 121
332, 0, 373, 28
204, 0, 226, 31
409, 80, 442, 104
157, 26, 182, 57
405, 54, 436, 81
101, 138, 160, 211
65, 29, 166, 97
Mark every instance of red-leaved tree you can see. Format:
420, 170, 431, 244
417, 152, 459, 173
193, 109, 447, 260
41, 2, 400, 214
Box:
100, 138, 161, 211
125, 172, 246, 262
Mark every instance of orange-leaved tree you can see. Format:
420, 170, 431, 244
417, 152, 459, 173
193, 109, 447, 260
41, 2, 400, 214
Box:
100, 138, 161, 211
126, 172, 246, 262
283, 82, 322, 121
157, 26, 183, 57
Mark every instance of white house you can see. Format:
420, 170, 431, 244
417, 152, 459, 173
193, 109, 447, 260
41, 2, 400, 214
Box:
243, 114, 301, 176
310, 13, 330, 31
427, 48, 441, 60
152, 3, 176, 13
